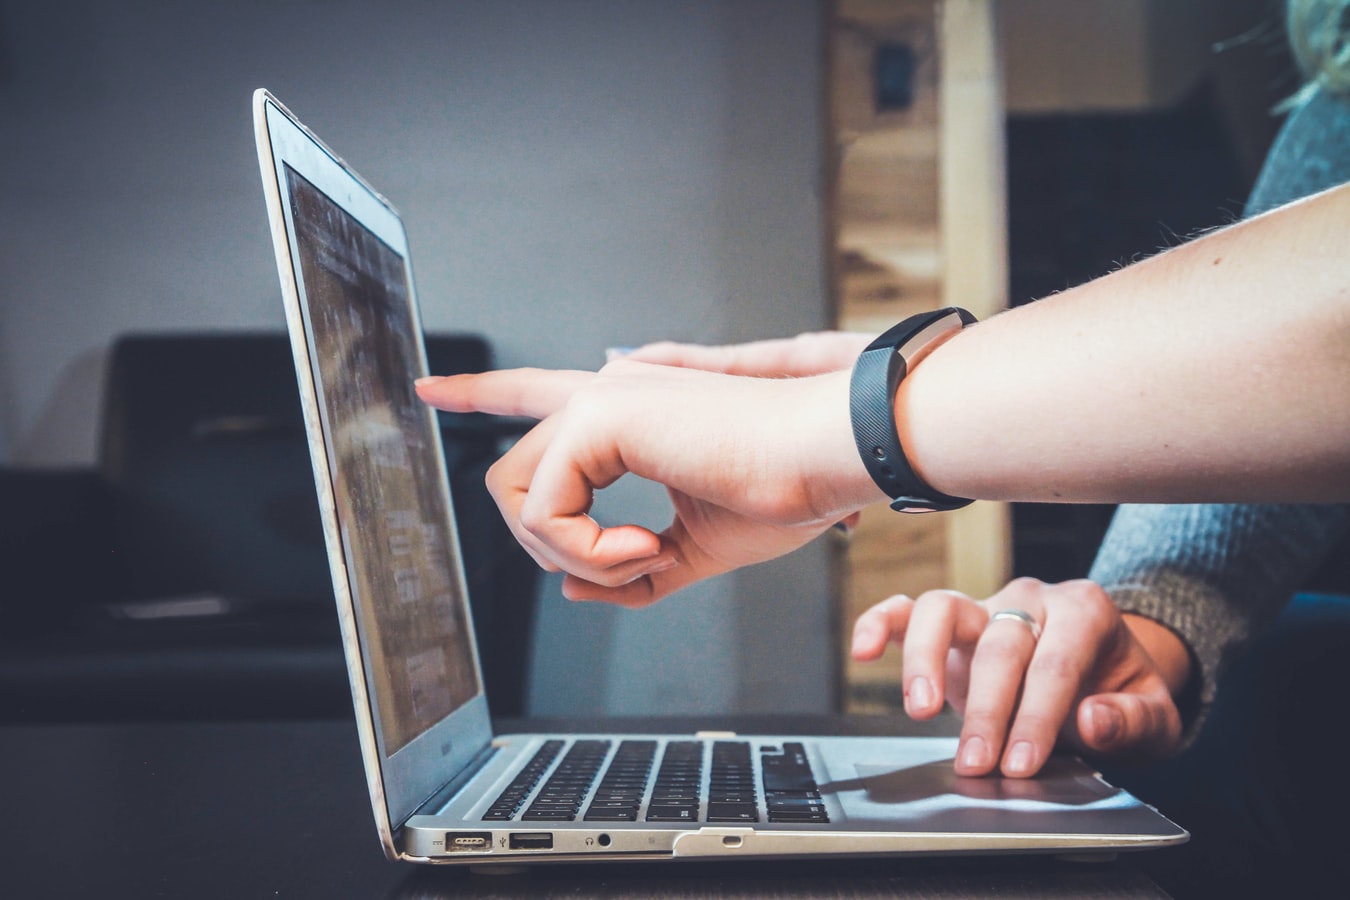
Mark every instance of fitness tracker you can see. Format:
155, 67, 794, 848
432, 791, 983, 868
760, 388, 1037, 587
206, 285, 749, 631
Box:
849, 307, 977, 513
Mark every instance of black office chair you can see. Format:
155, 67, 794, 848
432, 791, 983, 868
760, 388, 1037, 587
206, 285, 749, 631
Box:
0, 331, 536, 721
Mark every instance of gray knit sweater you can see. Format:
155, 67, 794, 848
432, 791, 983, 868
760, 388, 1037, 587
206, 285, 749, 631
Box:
1088, 87, 1350, 735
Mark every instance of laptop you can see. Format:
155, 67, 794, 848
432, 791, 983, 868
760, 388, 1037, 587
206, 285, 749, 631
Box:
252, 88, 1187, 865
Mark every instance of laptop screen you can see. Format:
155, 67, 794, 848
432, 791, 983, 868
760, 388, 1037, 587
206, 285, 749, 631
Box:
285, 164, 481, 754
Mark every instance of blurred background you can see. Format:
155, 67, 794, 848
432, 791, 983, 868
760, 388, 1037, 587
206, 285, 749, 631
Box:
0, 0, 1296, 722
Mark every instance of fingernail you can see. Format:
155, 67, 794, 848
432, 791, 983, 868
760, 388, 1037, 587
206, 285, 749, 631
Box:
1005, 740, 1036, 776
958, 735, 990, 771
414, 376, 443, 387
1089, 702, 1122, 744
644, 556, 680, 575
906, 676, 934, 713
605, 347, 635, 363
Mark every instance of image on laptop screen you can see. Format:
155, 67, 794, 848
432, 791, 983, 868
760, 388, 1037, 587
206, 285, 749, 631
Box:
285, 164, 479, 754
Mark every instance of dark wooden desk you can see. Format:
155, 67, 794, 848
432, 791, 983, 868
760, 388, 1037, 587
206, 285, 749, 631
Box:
0, 715, 1170, 898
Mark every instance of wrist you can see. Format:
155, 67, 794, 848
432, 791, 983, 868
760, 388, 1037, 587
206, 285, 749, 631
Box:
853, 308, 976, 512
1122, 612, 1194, 698
792, 369, 890, 521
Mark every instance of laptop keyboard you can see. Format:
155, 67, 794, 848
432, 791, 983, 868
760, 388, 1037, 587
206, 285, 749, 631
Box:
482, 738, 829, 825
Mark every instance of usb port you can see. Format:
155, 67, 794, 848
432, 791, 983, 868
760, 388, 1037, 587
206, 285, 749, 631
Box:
444, 832, 491, 852
508, 832, 553, 850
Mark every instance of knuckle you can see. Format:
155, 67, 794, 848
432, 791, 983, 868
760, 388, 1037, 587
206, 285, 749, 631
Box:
880, 593, 914, 609
483, 459, 509, 495
989, 577, 1046, 612
915, 588, 967, 613
1064, 579, 1115, 618
517, 501, 550, 536
1040, 582, 1119, 644
1006, 576, 1046, 594
856, 604, 893, 629
597, 357, 642, 377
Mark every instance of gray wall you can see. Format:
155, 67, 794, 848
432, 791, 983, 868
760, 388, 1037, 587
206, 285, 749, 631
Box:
0, 0, 835, 715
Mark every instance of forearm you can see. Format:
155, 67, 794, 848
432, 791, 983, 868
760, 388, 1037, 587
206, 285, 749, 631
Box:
898, 180, 1350, 504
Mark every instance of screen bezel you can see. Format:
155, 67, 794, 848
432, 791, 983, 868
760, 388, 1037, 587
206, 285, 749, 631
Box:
254, 89, 491, 852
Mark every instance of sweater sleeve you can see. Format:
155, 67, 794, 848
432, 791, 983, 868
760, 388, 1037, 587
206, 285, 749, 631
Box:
1089, 503, 1350, 740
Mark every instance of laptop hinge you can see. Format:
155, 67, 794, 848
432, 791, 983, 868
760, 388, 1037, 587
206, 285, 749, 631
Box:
402, 743, 500, 824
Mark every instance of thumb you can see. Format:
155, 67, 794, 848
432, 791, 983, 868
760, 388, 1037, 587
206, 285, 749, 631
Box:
1076, 691, 1181, 758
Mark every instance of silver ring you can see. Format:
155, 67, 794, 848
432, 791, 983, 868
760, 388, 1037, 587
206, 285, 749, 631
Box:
987, 608, 1042, 642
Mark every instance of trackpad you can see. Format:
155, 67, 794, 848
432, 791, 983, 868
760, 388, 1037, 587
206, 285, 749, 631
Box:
856, 757, 1116, 807
828, 757, 1132, 831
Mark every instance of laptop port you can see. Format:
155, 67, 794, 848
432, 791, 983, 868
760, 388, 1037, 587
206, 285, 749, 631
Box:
508, 832, 553, 850
444, 832, 492, 852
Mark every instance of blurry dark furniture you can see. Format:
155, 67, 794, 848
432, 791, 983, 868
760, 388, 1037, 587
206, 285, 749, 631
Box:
0, 332, 536, 722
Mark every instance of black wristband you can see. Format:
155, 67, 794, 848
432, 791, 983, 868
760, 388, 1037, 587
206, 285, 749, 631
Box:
849, 307, 976, 513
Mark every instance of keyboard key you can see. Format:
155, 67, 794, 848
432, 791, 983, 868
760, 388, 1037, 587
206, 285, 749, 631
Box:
706, 801, 759, 822
766, 795, 826, 810
768, 810, 830, 823
583, 808, 639, 822
522, 809, 576, 821
646, 804, 699, 821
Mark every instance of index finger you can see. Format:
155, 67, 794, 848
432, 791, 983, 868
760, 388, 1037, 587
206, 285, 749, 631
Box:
415, 368, 596, 419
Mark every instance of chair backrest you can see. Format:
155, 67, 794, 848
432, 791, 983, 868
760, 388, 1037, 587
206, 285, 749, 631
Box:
98, 331, 494, 607
99, 333, 325, 606
94, 329, 535, 714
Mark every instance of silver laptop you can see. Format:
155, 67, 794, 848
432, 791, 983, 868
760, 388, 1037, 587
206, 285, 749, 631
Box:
252, 88, 1187, 866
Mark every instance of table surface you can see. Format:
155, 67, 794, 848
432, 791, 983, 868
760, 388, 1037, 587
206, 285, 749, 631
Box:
0, 714, 1171, 899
